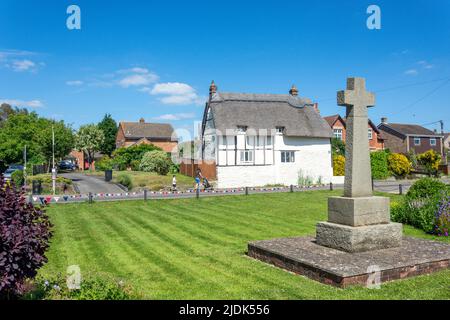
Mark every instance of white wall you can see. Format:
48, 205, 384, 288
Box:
216, 135, 333, 188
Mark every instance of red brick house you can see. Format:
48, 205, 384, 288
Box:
116, 118, 178, 153
377, 118, 444, 157
323, 114, 385, 151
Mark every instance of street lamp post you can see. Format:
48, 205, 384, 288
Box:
52, 125, 56, 195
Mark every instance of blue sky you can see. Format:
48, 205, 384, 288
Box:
1, 0, 449, 140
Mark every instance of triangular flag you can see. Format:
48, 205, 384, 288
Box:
54, 197, 60, 202
63, 196, 69, 201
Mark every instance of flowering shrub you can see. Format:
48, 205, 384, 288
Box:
140, 150, 171, 175
333, 155, 345, 176
417, 150, 442, 176
0, 175, 53, 299
388, 153, 411, 178
435, 196, 450, 237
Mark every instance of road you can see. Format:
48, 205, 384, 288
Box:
61, 172, 124, 194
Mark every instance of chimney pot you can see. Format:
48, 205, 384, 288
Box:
313, 102, 320, 114
381, 117, 388, 125
209, 80, 217, 97
139, 117, 145, 123
289, 85, 298, 96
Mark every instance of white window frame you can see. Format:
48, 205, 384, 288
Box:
240, 150, 253, 163
414, 137, 421, 146
333, 128, 343, 140
430, 138, 437, 146
368, 128, 373, 140
281, 151, 295, 163
266, 136, 272, 146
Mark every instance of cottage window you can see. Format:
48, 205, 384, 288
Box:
246, 136, 255, 147
333, 129, 343, 140
266, 136, 272, 146
430, 138, 437, 146
281, 151, 295, 163
414, 137, 421, 146
368, 129, 373, 140
240, 150, 253, 163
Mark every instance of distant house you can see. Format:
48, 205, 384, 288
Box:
377, 118, 444, 156
444, 133, 450, 150
115, 118, 177, 152
197, 81, 334, 188
323, 114, 385, 151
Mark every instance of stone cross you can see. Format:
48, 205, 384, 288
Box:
337, 77, 375, 198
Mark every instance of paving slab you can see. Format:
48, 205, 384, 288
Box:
248, 237, 450, 287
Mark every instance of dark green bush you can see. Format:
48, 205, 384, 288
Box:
406, 178, 447, 201
116, 173, 133, 190
370, 151, 389, 180
95, 156, 113, 171
11, 170, 24, 187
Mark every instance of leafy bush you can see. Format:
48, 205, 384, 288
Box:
435, 196, 450, 237
331, 138, 345, 157
32, 175, 72, 185
130, 160, 140, 171
113, 144, 162, 169
370, 151, 389, 180
11, 170, 24, 187
116, 173, 133, 190
0, 174, 53, 299
169, 162, 180, 174
388, 153, 411, 178
140, 150, 171, 175
406, 177, 447, 201
333, 155, 345, 176
25, 273, 136, 300
417, 150, 442, 176
95, 156, 113, 171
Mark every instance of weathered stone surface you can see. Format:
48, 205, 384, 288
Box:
248, 236, 450, 287
337, 77, 375, 198
328, 196, 390, 226
316, 221, 402, 253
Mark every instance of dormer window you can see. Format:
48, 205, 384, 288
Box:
237, 126, 247, 133
276, 126, 285, 134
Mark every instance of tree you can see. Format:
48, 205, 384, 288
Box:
74, 124, 105, 170
98, 114, 118, 157
331, 138, 345, 157
112, 144, 162, 170
37, 119, 75, 168
0, 103, 28, 126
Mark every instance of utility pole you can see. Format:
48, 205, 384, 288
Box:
52, 125, 56, 195
23, 145, 27, 190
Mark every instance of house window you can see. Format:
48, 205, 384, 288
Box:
430, 138, 437, 146
333, 129, 343, 140
240, 150, 253, 163
276, 126, 285, 134
281, 151, 295, 163
414, 137, 421, 146
246, 136, 255, 147
266, 136, 272, 146
368, 129, 373, 140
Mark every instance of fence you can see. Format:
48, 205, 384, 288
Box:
180, 158, 217, 180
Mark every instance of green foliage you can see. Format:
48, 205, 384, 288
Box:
75, 124, 105, 169
112, 144, 162, 169
297, 169, 314, 187
333, 155, 345, 176
97, 114, 118, 157
95, 156, 114, 171
417, 150, 442, 176
32, 175, 72, 185
116, 173, 133, 190
0, 112, 74, 167
331, 138, 345, 157
140, 150, 171, 175
26, 274, 135, 300
170, 162, 180, 174
406, 177, 447, 201
370, 151, 389, 180
130, 160, 141, 171
11, 170, 24, 187
388, 153, 411, 178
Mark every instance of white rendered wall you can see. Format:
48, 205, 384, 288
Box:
216, 135, 333, 188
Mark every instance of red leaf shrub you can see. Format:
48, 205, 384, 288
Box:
0, 175, 53, 299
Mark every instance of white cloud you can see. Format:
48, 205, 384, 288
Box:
418, 60, 434, 69
0, 50, 43, 73
404, 69, 418, 76
66, 80, 84, 86
119, 73, 158, 88
11, 59, 36, 72
150, 82, 206, 106
0, 99, 44, 108
154, 113, 196, 121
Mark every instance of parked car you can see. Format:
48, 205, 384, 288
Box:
58, 160, 75, 171
3, 164, 24, 181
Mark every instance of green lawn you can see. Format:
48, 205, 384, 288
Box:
39, 191, 450, 299
87, 171, 194, 191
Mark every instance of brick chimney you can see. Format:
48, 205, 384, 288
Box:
313, 103, 320, 114
209, 80, 217, 98
289, 85, 298, 96
381, 117, 388, 125
139, 117, 145, 123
